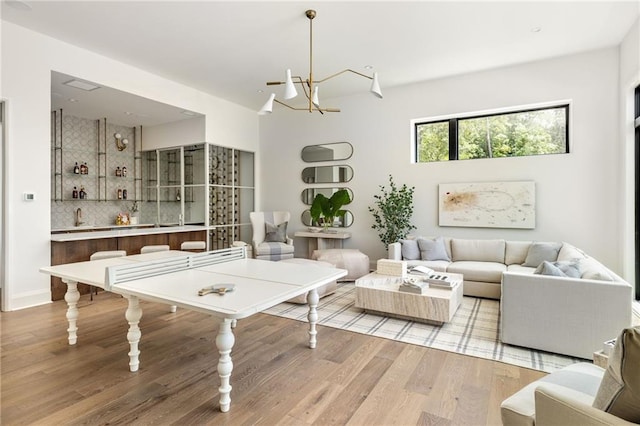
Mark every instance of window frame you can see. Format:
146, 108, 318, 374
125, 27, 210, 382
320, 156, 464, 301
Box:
413, 102, 571, 163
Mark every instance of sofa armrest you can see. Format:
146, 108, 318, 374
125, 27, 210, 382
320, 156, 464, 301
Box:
501, 272, 633, 359
535, 385, 634, 426
388, 242, 402, 260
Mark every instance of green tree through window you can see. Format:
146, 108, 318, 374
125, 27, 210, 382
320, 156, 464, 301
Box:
415, 104, 569, 162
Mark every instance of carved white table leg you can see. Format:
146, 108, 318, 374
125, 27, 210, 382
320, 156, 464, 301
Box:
124, 295, 143, 372
307, 288, 319, 349
216, 318, 235, 412
63, 279, 80, 345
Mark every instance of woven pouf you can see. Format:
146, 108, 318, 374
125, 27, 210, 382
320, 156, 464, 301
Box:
280, 258, 338, 304
311, 249, 370, 281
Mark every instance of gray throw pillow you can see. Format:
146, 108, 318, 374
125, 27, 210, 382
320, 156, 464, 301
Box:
554, 259, 582, 278
399, 239, 420, 260
265, 221, 287, 243
534, 260, 566, 277
522, 242, 562, 267
417, 237, 451, 261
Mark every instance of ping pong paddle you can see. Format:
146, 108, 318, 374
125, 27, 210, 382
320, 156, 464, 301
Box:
198, 284, 235, 296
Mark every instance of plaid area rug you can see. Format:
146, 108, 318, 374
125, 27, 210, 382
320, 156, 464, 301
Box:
263, 282, 584, 373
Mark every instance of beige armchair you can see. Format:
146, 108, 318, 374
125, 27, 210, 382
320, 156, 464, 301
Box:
501, 326, 640, 426
249, 211, 294, 261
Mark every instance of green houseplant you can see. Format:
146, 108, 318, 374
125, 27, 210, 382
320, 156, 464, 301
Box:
310, 189, 352, 232
368, 175, 416, 249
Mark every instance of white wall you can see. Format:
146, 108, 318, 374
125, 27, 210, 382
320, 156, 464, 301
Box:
619, 18, 639, 285
0, 22, 258, 310
143, 116, 206, 150
260, 47, 624, 273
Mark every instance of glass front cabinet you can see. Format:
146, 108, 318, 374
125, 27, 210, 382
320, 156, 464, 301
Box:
142, 143, 254, 250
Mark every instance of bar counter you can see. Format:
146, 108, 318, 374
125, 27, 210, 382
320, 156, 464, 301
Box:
50, 225, 208, 300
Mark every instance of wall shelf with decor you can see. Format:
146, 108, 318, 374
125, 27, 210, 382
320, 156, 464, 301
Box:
50, 111, 144, 229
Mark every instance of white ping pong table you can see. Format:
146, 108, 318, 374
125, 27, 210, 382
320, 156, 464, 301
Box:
40, 247, 347, 412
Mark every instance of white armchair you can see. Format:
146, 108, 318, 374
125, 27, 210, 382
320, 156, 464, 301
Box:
249, 211, 294, 261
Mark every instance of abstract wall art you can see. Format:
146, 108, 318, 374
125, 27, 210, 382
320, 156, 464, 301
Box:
439, 181, 535, 229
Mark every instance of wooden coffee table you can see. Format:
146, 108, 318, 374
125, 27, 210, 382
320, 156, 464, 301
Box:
354, 272, 463, 325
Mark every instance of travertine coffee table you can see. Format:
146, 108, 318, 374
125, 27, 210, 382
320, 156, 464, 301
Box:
354, 272, 463, 325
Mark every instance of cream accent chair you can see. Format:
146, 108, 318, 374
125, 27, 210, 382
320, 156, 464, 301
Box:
249, 211, 294, 261
501, 326, 640, 425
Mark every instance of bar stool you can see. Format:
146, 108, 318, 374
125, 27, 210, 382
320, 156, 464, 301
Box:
89, 250, 127, 300
180, 241, 206, 252
140, 245, 170, 254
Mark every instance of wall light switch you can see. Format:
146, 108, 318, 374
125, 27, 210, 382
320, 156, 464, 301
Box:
23, 192, 35, 201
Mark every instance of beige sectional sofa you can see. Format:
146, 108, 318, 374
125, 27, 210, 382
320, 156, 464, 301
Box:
388, 237, 634, 358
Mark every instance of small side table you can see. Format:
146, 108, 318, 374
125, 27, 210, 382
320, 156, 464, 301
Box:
294, 231, 351, 258
593, 350, 609, 369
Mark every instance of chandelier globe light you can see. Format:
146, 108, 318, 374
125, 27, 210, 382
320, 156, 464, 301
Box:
258, 9, 383, 115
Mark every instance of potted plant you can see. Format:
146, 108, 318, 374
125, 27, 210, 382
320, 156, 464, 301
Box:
368, 175, 416, 249
129, 201, 140, 225
310, 189, 352, 232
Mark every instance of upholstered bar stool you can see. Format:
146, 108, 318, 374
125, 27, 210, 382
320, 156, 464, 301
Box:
89, 250, 127, 300
140, 245, 170, 254
180, 241, 206, 252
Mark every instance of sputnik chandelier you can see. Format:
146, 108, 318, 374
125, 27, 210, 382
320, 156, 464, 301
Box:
258, 9, 383, 115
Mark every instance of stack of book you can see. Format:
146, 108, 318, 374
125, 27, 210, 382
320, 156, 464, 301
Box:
409, 266, 455, 289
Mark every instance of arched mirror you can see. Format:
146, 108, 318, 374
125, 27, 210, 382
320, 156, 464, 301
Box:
301, 210, 354, 228
301, 165, 353, 184
301, 187, 354, 205
301, 142, 353, 163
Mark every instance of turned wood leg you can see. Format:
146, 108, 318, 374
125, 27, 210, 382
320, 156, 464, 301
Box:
307, 288, 319, 349
124, 295, 143, 372
216, 318, 235, 412
63, 280, 80, 345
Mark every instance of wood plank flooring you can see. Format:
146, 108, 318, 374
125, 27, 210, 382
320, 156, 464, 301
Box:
1, 292, 545, 425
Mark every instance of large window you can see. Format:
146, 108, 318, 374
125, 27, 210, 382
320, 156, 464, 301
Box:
415, 104, 570, 163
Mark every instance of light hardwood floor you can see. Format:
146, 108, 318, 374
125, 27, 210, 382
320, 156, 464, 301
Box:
1, 292, 545, 425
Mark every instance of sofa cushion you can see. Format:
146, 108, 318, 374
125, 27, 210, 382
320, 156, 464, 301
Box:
593, 326, 640, 423
579, 257, 615, 282
399, 239, 420, 260
447, 261, 506, 283
451, 239, 505, 263
522, 242, 562, 267
557, 242, 587, 262
505, 241, 531, 265
417, 237, 451, 261
506, 264, 536, 274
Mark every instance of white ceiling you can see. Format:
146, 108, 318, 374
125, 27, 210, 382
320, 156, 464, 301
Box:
2, 1, 639, 125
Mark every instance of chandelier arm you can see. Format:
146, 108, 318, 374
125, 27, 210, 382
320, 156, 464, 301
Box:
273, 98, 339, 113
315, 69, 374, 84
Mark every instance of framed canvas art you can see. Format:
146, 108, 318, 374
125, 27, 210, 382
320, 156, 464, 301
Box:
439, 181, 535, 229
